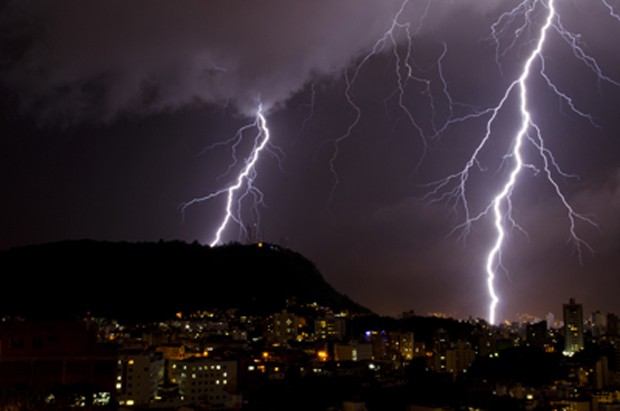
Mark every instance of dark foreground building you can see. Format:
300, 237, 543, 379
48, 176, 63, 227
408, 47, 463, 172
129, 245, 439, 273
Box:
0, 320, 117, 392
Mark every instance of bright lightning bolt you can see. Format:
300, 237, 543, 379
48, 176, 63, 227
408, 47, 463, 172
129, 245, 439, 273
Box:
425, 0, 620, 324
180, 104, 272, 247
484, 0, 557, 326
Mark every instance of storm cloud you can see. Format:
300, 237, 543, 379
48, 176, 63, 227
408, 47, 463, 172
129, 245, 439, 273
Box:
0, 0, 515, 122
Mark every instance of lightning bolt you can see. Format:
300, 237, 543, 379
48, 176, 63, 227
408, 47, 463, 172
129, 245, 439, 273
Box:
484, 0, 558, 326
326, 0, 439, 205
180, 104, 272, 247
602, 0, 620, 22
425, 0, 620, 324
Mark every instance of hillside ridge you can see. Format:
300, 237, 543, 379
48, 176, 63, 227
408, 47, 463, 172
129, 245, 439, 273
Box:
0, 240, 370, 322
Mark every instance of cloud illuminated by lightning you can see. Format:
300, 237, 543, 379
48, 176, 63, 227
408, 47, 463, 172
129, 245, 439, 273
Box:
180, 104, 272, 247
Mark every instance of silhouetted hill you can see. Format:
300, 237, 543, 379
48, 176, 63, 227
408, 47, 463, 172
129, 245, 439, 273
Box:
0, 240, 370, 322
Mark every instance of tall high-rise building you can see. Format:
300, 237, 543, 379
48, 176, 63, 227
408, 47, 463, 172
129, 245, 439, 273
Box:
526, 320, 547, 350
607, 313, 619, 337
116, 348, 165, 407
563, 297, 584, 356
545, 312, 556, 328
591, 310, 607, 338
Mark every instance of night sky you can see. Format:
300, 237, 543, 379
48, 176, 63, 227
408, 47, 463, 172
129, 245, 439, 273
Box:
1, 0, 619, 322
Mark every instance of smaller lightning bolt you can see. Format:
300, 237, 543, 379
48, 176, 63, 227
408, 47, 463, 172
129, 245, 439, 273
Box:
326, 0, 440, 205
296, 82, 317, 142
180, 104, 272, 247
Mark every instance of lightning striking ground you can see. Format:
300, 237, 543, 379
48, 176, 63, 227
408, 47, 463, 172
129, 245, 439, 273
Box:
314, 0, 610, 322
425, 0, 620, 324
180, 104, 272, 247
484, 0, 557, 326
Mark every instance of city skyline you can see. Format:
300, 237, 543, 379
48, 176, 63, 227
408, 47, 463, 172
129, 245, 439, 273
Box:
1, 0, 620, 322
3, 294, 616, 410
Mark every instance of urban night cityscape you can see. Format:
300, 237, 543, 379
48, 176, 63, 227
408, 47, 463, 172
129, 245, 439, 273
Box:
1, 0, 620, 409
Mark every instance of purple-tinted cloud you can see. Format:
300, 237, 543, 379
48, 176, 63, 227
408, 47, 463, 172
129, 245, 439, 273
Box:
0, 0, 521, 123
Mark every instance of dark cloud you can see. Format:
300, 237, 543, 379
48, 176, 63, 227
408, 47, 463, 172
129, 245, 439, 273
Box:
0, 0, 525, 123
1, 0, 419, 121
